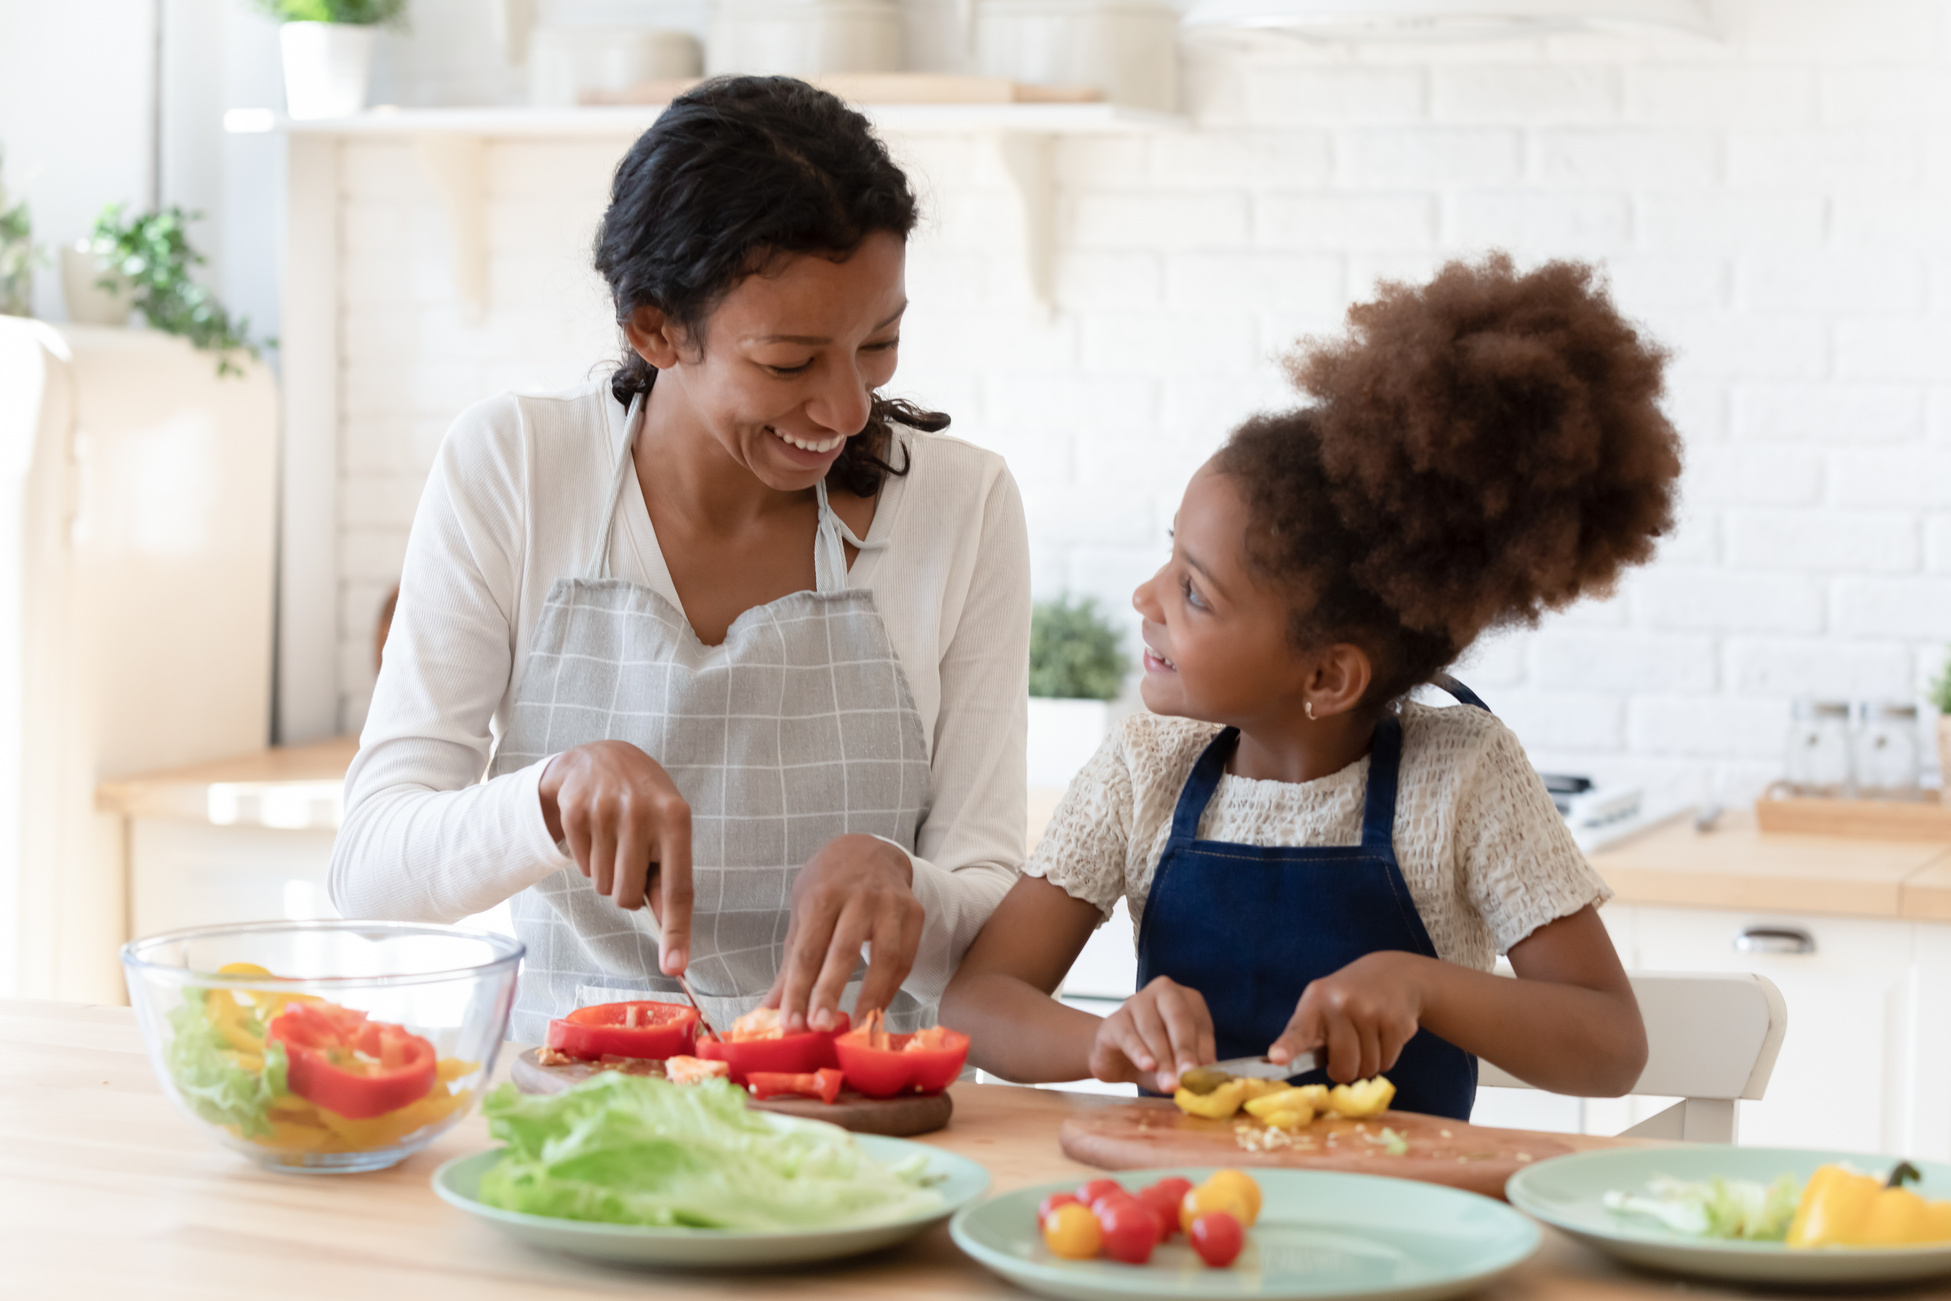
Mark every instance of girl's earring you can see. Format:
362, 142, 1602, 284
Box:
1304, 700, 1317, 722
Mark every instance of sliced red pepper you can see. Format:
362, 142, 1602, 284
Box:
746, 1068, 845, 1104
694, 1012, 849, 1085
546, 1001, 698, 1062
834, 1018, 969, 1098
267, 1001, 437, 1120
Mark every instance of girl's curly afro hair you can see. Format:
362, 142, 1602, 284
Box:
1217, 253, 1682, 703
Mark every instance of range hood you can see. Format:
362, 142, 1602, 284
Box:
1181, 0, 1717, 40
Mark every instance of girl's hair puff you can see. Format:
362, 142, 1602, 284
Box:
1217, 253, 1682, 702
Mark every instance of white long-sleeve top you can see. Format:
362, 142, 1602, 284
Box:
331, 377, 1031, 1009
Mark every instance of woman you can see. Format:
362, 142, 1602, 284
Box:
331, 77, 1030, 1044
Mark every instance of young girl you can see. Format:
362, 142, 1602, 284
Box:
942, 255, 1679, 1119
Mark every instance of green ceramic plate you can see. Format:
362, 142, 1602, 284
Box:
432, 1132, 989, 1268
1506, 1145, 1951, 1286
951, 1167, 1539, 1301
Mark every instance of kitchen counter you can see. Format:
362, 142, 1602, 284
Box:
97, 734, 359, 830
1587, 808, 1951, 922
5, 997, 1901, 1300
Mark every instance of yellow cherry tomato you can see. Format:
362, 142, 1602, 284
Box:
1043, 1201, 1103, 1260
1202, 1169, 1261, 1226
1182, 1179, 1256, 1234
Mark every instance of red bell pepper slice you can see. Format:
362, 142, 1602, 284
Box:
834, 1019, 969, 1099
267, 1001, 437, 1120
694, 1012, 849, 1085
746, 1068, 845, 1105
545, 1001, 699, 1062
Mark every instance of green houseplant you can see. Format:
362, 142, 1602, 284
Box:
0, 148, 40, 318
1027, 597, 1128, 787
90, 205, 265, 377
252, 0, 408, 120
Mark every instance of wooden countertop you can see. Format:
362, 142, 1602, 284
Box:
1589, 808, 1951, 922
8, 997, 1903, 1300
95, 735, 358, 830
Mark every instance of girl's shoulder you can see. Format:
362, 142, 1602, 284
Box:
1111, 712, 1226, 790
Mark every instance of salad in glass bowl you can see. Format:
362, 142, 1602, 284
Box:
121, 920, 522, 1173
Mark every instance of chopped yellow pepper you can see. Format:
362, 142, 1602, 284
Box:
1243, 1086, 1319, 1129
1171, 1076, 1282, 1120
1328, 1077, 1396, 1119
1788, 1163, 1951, 1249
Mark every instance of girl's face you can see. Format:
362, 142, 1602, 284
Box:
1132, 464, 1315, 725
629, 230, 908, 492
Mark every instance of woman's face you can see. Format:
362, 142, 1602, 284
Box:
1131, 463, 1312, 725
632, 230, 907, 493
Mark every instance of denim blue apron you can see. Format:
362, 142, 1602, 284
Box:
1133, 678, 1489, 1120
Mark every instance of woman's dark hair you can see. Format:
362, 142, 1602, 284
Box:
1217, 253, 1683, 705
593, 76, 946, 495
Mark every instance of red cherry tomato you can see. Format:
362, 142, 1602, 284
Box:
1149, 1176, 1195, 1206
1190, 1211, 1245, 1268
1096, 1197, 1159, 1265
1038, 1192, 1082, 1228
1077, 1178, 1123, 1205
1136, 1184, 1182, 1240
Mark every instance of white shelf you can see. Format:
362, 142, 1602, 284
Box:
224, 102, 1185, 138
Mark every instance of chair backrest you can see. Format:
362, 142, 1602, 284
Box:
1477, 972, 1787, 1102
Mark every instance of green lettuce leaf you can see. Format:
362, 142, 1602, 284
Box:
164, 990, 286, 1138
477, 1073, 943, 1230
1604, 1173, 1801, 1241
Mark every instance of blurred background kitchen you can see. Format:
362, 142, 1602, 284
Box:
3, 0, 1950, 1153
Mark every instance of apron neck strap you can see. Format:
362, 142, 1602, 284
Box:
1433, 673, 1490, 711
1359, 714, 1404, 853
1167, 727, 1239, 846
813, 478, 850, 593
583, 393, 647, 581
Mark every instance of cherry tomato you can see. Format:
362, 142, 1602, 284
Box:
1037, 1192, 1081, 1228
1150, 1176, 1195, 1206
1190, 1211, 1245, 1268
1202, 1169, 1262, 1226
1077, 1178, 1123, 1205
1181, 1181, 1254, 1236
1096, 1196, 1159, 1265
1136, 1184, 1182, 1239
1042, 1202, 1102, 1260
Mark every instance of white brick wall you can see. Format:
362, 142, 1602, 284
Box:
330, 0, 1951, 812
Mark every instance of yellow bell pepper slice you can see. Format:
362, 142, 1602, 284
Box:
1328, 1076, 1396, 1118
1173, 1079, 1252, 1119
1243, 1086, 1317, 1126
1788, 1164, 1951, 1248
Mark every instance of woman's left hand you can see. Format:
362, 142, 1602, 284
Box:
1267, 951, 1428, 1083
766, 834, 924, 1032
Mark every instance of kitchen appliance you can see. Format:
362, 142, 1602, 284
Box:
974, 0, 1178, 111
708, 0, 904, 77
0, 320, 278, 1002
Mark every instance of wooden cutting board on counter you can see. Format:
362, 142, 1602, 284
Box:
1060, 1099, 1574, 1200
509, 1048, 953, 1137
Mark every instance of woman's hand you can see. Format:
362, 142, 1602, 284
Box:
1267, 951, 1427, 1083
1089, 976, 1216, 1093
766, 834, 923, 1032
538, 740, 693, 976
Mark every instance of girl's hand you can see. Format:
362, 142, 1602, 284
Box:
1268, 951, 1427, 1083
538, 740, 694, 976
764, 834, 923, 1033
1089, 976, 1216, 1093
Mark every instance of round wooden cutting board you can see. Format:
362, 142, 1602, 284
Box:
1060, 1099, 1573, 1200
509, 1048, 954, 1137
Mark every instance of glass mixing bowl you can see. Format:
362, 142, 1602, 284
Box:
122, 920, 523, 1173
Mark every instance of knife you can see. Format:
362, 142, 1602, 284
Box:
1205, 1051, 1320, 1080
674, 973, 719, 1043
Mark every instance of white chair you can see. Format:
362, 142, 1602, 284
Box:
1477, 972, 1787, 1143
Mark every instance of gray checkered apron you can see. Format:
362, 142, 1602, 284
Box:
494, 397, 933, 1043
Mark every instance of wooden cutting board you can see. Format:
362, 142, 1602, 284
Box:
1060, 1099, 1573, 1200
509, 1048, 953, 1137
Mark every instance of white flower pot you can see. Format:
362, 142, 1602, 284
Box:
974, 0, 1178, 110
279, 21, 379, 121
1027, 696, 1112, 789
708, 0, 903, 77
60, 243, 137, 326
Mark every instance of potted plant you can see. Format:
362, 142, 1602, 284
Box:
252, 0, 408, 120
89, 204, 266, 376
1931, 654, 1951, 803
0, 148, 40, 318
1027, 596, 1128, 788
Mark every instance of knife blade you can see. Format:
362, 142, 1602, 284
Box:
674, 973, 719, 1043
1207, 1051, 1319, 1080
